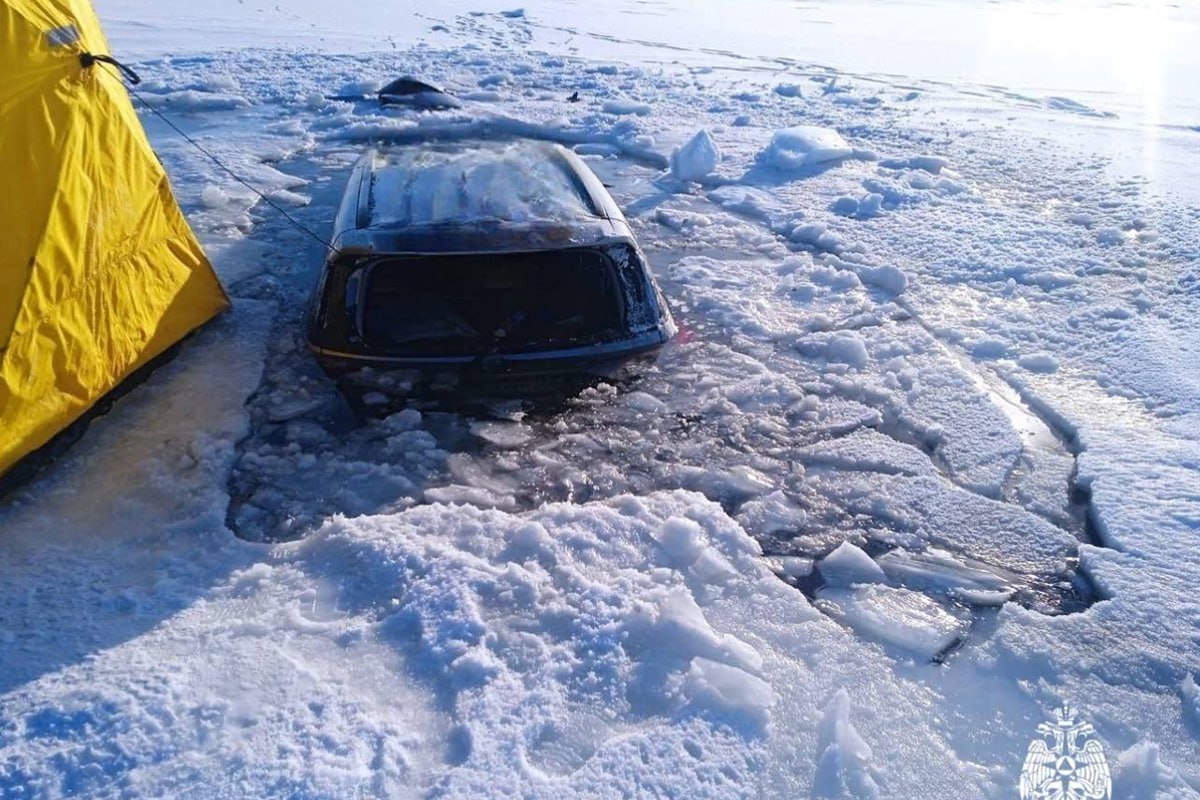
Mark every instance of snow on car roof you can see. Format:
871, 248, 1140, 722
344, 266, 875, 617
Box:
366, 141, 601, 229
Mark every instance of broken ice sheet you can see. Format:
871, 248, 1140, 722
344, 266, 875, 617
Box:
469, 420, 534, 448
816, 541, 886, 586
815, 584, 968, 660
876, 547, 1017, 605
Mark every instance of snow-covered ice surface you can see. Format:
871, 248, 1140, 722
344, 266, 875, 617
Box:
3, 1, 1200, 797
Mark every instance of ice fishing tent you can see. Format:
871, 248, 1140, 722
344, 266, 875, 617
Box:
0, 0, 229, 479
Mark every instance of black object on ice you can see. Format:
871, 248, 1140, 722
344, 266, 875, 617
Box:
377, 77, 462, 110
305, 140, 676, 403
567, 91, 580, 103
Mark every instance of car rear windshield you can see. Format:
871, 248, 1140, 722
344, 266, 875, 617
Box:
359, 249, 626, 357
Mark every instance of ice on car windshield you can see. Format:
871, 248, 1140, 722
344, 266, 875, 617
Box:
367, 144, 598, 229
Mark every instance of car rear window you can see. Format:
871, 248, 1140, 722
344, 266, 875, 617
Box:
359, 249, 626, 357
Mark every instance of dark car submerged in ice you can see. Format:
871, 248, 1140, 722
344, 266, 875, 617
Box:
305, 140, 675, 403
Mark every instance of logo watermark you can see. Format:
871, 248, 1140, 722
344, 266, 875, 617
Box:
1019, 706, 1111, 800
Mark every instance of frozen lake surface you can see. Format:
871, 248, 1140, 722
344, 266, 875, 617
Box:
96, 0, 1200, 195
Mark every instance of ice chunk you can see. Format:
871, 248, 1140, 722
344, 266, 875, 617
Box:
264, 118, 306, 136
692, 549, 740, 584
835, 475, 1077, 576
826, 331, 869, 369
638, 589, 764, 673
1018, 352, 1060, 373
818, 542, 885, 586
790, 222, 826, 244
816, 584, 967, 659
301, 91, 328, 110
382, 408, 422, 432
875, 548, 1016, 601
790, 222, 842, 252
833, 193, 886, 219
682, 464, 775, 502
670, 129, 721, 182
679, 657, 774, 730
934, 176, 967, 194
907, 171, 935, 190
655, 208, 713, 231
469, 421, 533, 448
423, 483, 518, 510
1114, 741, 1189, 798
736, 490, 807, 535
266, 188, 310, 207
654, 516, 707, 566
602, 99, 652, 116
880, 155, 948, 174
857, 265, 907, 295
335, 78, 382, 97
1182, 674, 1200, 730
797, 429, 935, 478
200, 184, 230, 208
625, 391, 668, 413
766, 556, 814, 579
909, 155, 948, 173
813, 690, 881, 800
951, 588, 1014, 606
831, 196, 860, 217
761, 125, 853, 171
708, 185, 774, 220
970, 338, 1008, 359
723, 465, 775, 495
858, 193, 884, 217
506, 521, 553, 557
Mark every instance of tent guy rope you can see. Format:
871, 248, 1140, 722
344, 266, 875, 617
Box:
84, 53, 337, 252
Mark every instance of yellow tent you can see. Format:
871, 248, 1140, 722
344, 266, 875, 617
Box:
0, 0, 228, 479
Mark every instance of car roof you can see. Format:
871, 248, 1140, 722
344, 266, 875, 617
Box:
330, 140, 632, 255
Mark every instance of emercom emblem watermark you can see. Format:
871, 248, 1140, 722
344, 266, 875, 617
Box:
1019, 706, 1111, 800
